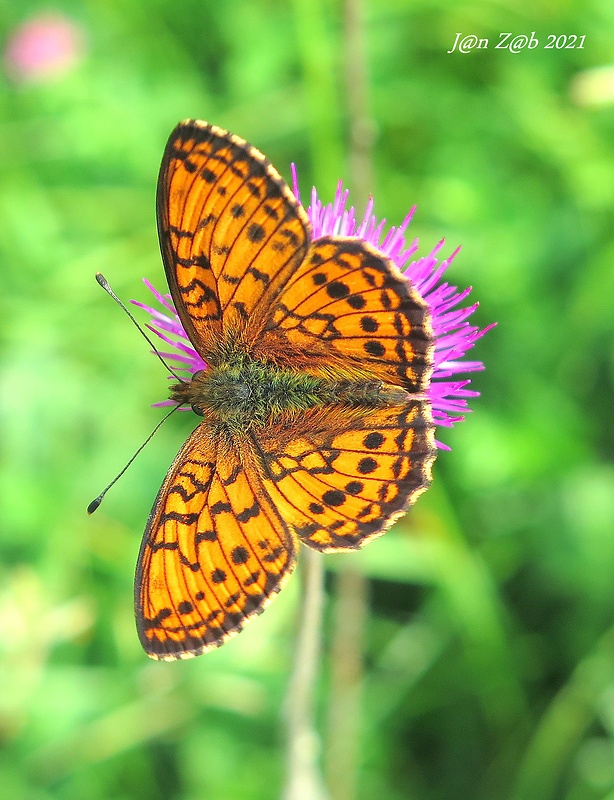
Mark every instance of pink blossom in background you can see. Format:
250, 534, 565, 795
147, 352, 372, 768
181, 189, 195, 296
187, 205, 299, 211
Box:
4, 12, 85, 83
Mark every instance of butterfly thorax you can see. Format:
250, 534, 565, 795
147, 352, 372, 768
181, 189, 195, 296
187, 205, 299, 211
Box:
170, 356, 410, 429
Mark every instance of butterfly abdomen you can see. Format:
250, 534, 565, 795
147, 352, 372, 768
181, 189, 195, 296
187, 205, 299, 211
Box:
170, 355, 412, 428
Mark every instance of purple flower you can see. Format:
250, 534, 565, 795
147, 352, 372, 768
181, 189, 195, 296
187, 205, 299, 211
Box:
132, 170, 494, 448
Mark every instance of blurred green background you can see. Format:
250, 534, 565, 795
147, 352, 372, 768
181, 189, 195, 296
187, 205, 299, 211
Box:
1, 1, 614, 799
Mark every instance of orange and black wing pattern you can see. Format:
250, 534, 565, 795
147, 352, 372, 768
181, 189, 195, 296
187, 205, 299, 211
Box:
263, 237, 434, 392
156, 120, 311, 360
135, 422, 297, 659
256, 403, 436, 553
135, 120, 437, 660
136, 402, 435, 659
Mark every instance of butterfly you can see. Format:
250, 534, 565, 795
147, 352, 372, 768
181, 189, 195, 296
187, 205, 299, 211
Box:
136, 119, 437, 659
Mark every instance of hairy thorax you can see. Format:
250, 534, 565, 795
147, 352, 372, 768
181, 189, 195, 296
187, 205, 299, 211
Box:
169, 355, 411, 430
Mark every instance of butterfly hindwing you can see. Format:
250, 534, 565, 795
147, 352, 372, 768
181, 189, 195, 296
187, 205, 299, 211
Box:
255, 237, 434, 392
255, 402, 437, 552
136, 422, 297, 660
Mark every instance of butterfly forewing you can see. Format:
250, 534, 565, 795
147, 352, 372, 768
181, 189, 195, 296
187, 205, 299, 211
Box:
157, 120, 311, 359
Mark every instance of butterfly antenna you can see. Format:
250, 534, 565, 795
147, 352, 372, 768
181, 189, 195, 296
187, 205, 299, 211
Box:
87, 404, 181, 514
95, 273, 186, 383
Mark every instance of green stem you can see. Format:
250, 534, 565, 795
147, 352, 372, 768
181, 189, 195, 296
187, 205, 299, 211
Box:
343, 0, 375, 207
292, 0, 345, 193
282, 547, 329, 800
324, 3, 373, 799
325, 562, 368, 800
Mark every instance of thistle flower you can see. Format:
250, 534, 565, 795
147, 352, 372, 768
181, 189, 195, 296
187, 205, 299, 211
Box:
132, 170, 493, 448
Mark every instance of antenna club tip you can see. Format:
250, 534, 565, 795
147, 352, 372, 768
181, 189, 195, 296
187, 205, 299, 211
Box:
87, 496, 103, 515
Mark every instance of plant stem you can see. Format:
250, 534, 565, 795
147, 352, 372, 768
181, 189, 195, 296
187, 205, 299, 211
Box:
323, 3, 373, 799
292, 0, 345, 194
325, 562, 368, 800
282, 547, 329, 800
343, 0, 375, 207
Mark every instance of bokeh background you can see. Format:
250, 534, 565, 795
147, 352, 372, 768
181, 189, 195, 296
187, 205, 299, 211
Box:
1, 1, 614, 799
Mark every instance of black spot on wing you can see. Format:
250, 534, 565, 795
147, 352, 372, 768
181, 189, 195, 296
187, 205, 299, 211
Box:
211, 568, 226, 584
247, 223, 266, 243
231, 546, 249, 565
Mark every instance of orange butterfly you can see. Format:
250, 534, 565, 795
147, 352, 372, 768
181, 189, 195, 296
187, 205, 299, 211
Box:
136, 120, 437, 659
